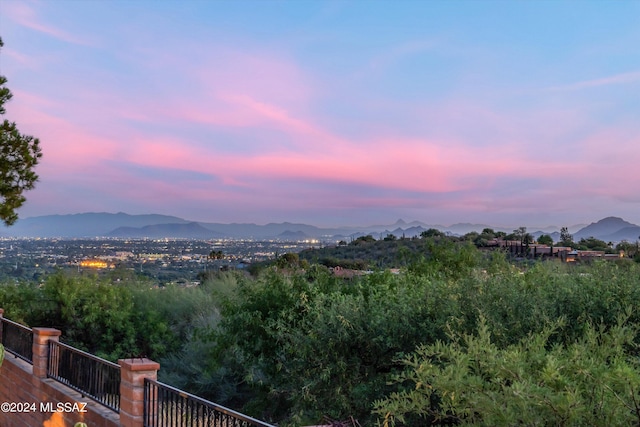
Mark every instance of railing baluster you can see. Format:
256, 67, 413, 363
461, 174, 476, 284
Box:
46, 340, 120, 412
142, 378, 274, 427
0, 317, 34, 363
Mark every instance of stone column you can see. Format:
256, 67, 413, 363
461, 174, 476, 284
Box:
119, 358, 160, 427
32, 327, 61, 379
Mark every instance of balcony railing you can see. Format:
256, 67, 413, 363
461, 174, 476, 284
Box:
0, 311, 274, 426
0, 317, 33, 363
143, 378, 275, 427
47, 340, 120, 412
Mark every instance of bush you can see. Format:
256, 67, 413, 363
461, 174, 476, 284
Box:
374, 313, 640, 426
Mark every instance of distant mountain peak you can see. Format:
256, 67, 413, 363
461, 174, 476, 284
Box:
574, 216, 639, 242
595, 216, 627, 223
394, 219, 406, 225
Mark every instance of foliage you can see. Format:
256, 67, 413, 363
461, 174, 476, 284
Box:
352, 235, 377, 245
298, 234, 442, 270
537, 234, 553, 245
560, 227, 574, 247
506, 227, 533, 244
3, 241, 640, 426
0, 280, 47, 325
577, 237, 613, 253
0, 272, 220, 362
409, 238, 480, 279
175, 252, 640, 425
374, 314, 640, 427
0, 37, 42, 226
421, 228, 446, 238
616, 240, 640, 262
468, 229, 492, 247
196, 267, 460, 425
275, 252, 310, 270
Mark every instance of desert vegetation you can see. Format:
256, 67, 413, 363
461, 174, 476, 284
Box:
2, 236, 640, 426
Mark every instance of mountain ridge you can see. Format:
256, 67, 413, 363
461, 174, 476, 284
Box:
108, 222, 224, 239
573, 217, 639, 241
2, 212, 638, 241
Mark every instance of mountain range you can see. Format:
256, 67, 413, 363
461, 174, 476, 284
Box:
1, 213, 639, 242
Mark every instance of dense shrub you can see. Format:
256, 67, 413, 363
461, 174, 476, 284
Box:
2, 243, 640, 426
374, 314, 640, 426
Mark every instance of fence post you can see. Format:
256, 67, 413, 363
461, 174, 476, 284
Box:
32, 327, 61, 379
119, 358, 160, 427
0, 308, 3, 367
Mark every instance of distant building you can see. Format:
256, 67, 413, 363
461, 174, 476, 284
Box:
79, 259, 113, 269
488, 240, 625, 262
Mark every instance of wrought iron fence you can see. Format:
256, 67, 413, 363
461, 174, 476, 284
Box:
143, 379, 275, 427
47, 340, 120, 412
0, 317, 33, 363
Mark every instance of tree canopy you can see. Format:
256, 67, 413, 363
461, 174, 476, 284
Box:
537, 234, 553, 245
0, 37, 42, 226
560, 226, 574, 247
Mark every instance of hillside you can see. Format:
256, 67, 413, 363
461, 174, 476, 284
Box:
3, 212, 635, 241
602, 226, 640, 243
108, 222, 224, 239
297, 236, 435, 270
574, 217, 639, 241
2, 212, 190, 237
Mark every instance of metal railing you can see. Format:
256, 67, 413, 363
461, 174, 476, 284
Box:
143, 379, 275, 427
0, 317, 33, 363
47, 340, 120, 412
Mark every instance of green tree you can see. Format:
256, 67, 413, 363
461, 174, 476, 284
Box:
537, 234, 553, 245
481, 228, 496, 237
560, 226, 574, 247
276, 252, 302, 269
472, 228, 501, 247
616, 240, 638, 258
420, 228, 445, 239
0, 38, 42, 226
577, 237, 610, 252
512, 227, 534, 244
351, 235, 376, 245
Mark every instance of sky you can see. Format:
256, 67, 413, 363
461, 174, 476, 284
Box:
1, 0, 639, 228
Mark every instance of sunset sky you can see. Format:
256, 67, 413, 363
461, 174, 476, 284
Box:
1, 0, 639, 227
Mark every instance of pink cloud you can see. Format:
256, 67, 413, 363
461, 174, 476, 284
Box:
7, 24, 640, 224
6, 90, 122, 177
18, 77, 635, 223
1, 48, 38, 68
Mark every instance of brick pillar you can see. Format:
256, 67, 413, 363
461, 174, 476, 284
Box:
0, 308, 3, 362
32, 327, 61, 379
119, 358, 160, 427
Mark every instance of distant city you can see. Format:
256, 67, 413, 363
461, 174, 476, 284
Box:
2, 213, 639, 285
2, 212, 640, 242
0, 237, 320, 284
